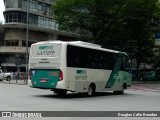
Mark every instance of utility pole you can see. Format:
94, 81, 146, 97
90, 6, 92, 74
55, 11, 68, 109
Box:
25, 0, 29, 84
54, 21, 56, 40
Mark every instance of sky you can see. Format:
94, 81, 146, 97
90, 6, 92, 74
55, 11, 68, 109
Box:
0, 0, 5, 23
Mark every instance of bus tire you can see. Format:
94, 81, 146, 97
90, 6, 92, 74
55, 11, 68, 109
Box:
119, 88, 124, 94
6, 76, 11, 81
87, 84, 95, 96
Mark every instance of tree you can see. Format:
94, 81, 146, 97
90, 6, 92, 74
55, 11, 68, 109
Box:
53, 0, 126, 43
116, 0, 160, 69
53, 0, 160, 69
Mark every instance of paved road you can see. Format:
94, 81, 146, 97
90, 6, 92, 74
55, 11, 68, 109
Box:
0, 82, 160, 120
0, 82, 160, 111
129, 83, 160, 92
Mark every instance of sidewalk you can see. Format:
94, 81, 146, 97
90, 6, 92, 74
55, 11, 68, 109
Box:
132, 80, 160, 84
0, 79, 27, 85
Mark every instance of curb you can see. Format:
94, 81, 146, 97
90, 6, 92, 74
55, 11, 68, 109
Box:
132, 81, 160, 84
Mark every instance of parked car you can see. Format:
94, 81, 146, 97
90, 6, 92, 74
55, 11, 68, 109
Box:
139, 68, 157, 81
0, 69, 13, 81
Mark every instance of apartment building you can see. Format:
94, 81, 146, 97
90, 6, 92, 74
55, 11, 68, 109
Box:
0, 0, 79, 72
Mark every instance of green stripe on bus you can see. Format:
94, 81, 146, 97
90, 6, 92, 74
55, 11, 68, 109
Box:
77, 70, 86, 74
39, 46, 53, 50
31, 69, 59, 89
105, 55, 122, 88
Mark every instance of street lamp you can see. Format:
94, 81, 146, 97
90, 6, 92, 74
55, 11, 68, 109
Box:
25, 0, 29, 84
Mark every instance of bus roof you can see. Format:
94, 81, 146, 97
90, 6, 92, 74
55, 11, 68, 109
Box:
69, 41, 101, 48
32, 40, 128, 56
68, 41, 127, 55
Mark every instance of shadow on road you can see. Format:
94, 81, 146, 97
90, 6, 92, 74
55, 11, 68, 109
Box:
32, 91, 132, 99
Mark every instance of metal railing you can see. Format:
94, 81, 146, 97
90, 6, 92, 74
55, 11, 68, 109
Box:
0, 72, 27, 85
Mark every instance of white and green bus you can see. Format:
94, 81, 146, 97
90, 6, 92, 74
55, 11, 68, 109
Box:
28, 41, 132, 96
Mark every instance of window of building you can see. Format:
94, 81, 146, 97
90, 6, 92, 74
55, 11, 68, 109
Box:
5, 11, 27, 23
29, 14, 38, 25
12, 12, 18, 22
6, 0, 53, 16
22, 0, 27, 9
37, 16, 56, 29
30, 0, 39, 12
18, 12, 22, 23
5, 0, 18, 8
5, 2, 56, 29
8, 13, 13, 22
5, 40, 19, 46
22, 41, 35, 47
18, 0, 22, 8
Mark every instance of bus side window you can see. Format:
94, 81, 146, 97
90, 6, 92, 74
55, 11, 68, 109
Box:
67, 45, 77, 67
102, 53, 116, 70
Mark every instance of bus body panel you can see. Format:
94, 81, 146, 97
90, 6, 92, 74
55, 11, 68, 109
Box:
32, 41, 62, 58
107, 71, 132, 91
28, 41, 132, 94
28, 41, 64, 89
30, 69, 60, 89
65, 68, 112, 92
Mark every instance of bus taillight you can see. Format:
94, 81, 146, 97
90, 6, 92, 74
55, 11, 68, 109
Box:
59, 70, 63, 81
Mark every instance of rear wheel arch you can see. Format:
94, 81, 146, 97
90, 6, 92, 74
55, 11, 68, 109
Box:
87, 83, 96, 96
90, 83, 96, 91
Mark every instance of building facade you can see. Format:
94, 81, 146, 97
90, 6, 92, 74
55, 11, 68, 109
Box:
0, 0, 79, 72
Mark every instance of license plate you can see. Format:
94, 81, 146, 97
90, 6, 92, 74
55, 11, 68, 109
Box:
40, 79, 47, 83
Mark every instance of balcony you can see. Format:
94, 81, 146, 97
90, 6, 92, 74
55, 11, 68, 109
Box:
0, 46, 30, 53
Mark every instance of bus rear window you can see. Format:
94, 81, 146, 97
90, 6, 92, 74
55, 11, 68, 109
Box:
32, 43, 62, 57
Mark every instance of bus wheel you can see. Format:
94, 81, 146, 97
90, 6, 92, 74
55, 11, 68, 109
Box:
119, 88, 124, 94
87, 84, 95, 96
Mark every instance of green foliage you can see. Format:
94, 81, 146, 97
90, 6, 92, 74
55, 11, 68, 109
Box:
120, 0, 159, 68
53, 0, 160, 68
53, 0, 126, 43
